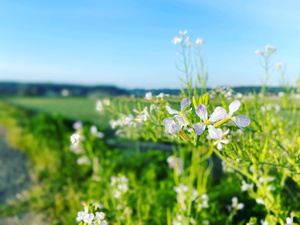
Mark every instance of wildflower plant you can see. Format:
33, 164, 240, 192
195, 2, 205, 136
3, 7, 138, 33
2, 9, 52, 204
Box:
45, 31, 300, 225
76, 203, 107, 225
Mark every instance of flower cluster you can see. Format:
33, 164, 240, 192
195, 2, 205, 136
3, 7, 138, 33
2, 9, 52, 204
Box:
167, 155, 184, 175
110, 175, 129, 199
174, 183, 198, 212
210, 87, 233, 100
96, 99, 110, 114
163, 98, 250, 149
171, 30, 203, 48
255, 44, 276, 56
76, 205, 107, 225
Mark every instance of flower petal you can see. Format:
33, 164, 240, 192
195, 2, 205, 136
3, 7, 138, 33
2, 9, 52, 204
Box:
195, 104, 208, 121
169, 124, 181, 134
174, 115, 186, 126
163, 118, 175, 133
220, 139, 229, 144
209, 107, 227, 122
223, 129, 230, 135
181, 98, 191, 112
232, 115, 250, 129
207, 126, 222, 139
217, 142, 223, 150
229, 100, 241, 116
184, 107, 192, 115
193, 122, 206, 135
166, 106, 178, 114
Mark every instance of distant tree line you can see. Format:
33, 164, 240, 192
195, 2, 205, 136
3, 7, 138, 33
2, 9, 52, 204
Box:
0, 82, 296, 97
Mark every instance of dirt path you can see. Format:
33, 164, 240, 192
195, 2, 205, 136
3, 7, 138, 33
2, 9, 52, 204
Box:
0, 126, 48, 225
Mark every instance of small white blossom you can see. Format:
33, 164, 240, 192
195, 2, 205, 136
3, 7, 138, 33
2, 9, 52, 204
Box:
77, 156, 91, 165
90, 125, 104, 138
241, 181, 254, 192
285, 215, 293, 225
76, 206, 89, 222
256, 199, 265, 205
83, 213, 94, 224
179, 30, 187, 35
255, 49, 264, 56
166, 98, 192, 126
195, 38, 203, 45
276, 61, 282, 70
163, 118, 181, 134
111, 175, 129, 199
71, 133, 80, 145
167, 155, 184, 175
73, 121, 83, 130
96, 100, 104, 113
172, 36, 183, 44
156, 92, 170, 98
261, 220, 269, 225
231, 197, 244, 210
150, 104, 160, 112
265, 44, 276, 54
207, 128, 230, 150
145, 91, 152, 100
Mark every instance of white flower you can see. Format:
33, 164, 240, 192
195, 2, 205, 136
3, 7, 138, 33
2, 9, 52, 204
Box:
92, 203, 104, 209
276, 61, 282, 70
231, 196, 244, 210
76, 206, 89, 222
163, 118, 181, 134
261, 220, 269, 225
166, 98, 192, 125
70, 144, 84, 154
102, 98, 110, 106
227, 100, 251, 129
285, 215, 293, 225
174, 183, 189, 195
193, 104, 227, 137
94, 212, 105, 222
207, 128, 229, 150
150, 104, 160, 112
265, 44, 276, 54
156, 92, 170, 98
77, 156, 91, 165
196, 38, 203, 45
111, 175, 129, 199
197, 194, 209, 209
83, 213, 94, 224
235, 93, 243, 99
70, 133, 80, 145
241, 181, 254, 192
145, 91, 152, 100
96, 100, 104, 113
90, 125, 104, 138
73, 121, 83, 130
109, 119, 119, 129
167, 155, 184, 175
255, 49, 264, 56
135, 107, 149, 123
179, 30, 187, 35
256, 199, 265, 205
172, 36, 183, 44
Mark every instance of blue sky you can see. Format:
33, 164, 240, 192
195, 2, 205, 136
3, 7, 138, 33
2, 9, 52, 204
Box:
0, 0, 300, 89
